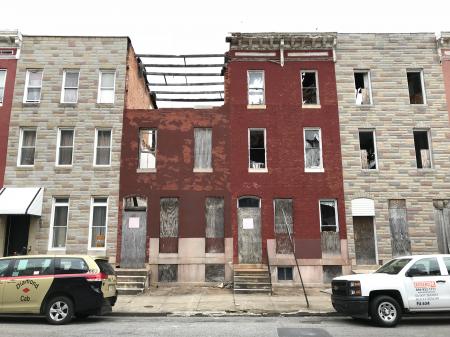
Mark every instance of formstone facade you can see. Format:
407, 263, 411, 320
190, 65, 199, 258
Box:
335, 33, 450, 266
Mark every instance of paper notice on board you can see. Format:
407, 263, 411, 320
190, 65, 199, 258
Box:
243, 218, 254, 229
129, 217, 140, 229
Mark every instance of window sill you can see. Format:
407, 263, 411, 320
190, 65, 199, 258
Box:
361, 168, 378, 172
16, 165, 34, 169
22, 102, 40, 106
247, 104, 266, 109
410, 103, 427, 106
96, 103, 115, 108
137, 168, 156, 173
301, 104, 321, 109
59, 102, 78, 107
305, 168, 324, 173
248, 168, 268, 173
193, 168, 213, 173
48, 247, 66, 252
93, 165, 112, 170
88, 247, 107, 251
55, 165, 73, 169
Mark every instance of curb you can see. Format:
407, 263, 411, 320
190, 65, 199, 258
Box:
109, 311, 342, 318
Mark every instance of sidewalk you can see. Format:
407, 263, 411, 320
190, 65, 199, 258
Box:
113, 286, 336, 317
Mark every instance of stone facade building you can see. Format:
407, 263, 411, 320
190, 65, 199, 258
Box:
0, 35, 152, 259
335, 33, 450, 268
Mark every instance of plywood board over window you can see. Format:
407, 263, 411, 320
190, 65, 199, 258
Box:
388, 199, 411, 257
274, 199, 293, 254
433, 200, 450, 254
320, 200, 340, 257
205, 197, 224, 253
159, 198, 179, 253
194, 128, 212, 171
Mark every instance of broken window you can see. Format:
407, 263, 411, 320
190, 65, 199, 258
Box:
359, 130, 377, 170
247, 70, 265, 105
277, 267, 293, 281
413, 130, 432, 169
249, 129, 266, 170
304, 129, 322, 171
354, 71, 372, 105
194, 128, 212, 171
301, 71, 319, 105
139, 129, 156, 169
407, 70, 425, 104
274, 199, 294, 254
320, 200, 338, 232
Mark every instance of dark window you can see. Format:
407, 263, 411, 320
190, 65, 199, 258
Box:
95, 259, 115, 275
0, 259, 11, 277
55, 258, 88, 275
249, 129, 266, 169
301, 71, 318, 105
376, 258, 412, 275
12, 258, 53, 277
407, 71, 425, 104
359, 131, 377, 169
413, 130, 431, 169
354, 71, 372, 105
238, 197, 260, 208
408, 258, 441, 277
278, 267, 293, 281
320, 200, 338, 232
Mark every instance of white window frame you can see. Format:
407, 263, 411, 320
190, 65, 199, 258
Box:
60, 70, 80, 103
358, 129, 379, 171
301, 70, 320, 106
23, 69, 43, 103
48, 197, 70, 250
413, 128, 433, 169
93, 128, 112, 167
138, 128, 157, 171
97, 70, 116, 104
319, 199, 339, 232
88, 197, 108, 250
56, 128, 75, 167
247, 70, 265, 106
303, 128, 323, 173
248, 128, 267, 173
17, 127, 37, 167
406, 69, 427, 105
354, 70, 373, 105
0, 69, 6, 106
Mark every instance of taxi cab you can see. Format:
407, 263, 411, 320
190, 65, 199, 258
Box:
331, 254, 450, 327
0, 255, 117, 324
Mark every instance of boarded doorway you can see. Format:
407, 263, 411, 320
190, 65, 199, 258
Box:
121, 196, 147, 268
388, 199, 411, 257
238, 197, 262, 264
433, 200, 450, 254
353, 216, 376, 265
4, 215, 30, 256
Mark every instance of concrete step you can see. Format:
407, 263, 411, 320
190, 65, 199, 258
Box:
234, 276, 271, 283
234, 282, 272, 289
234, 264, 267, 269
117, 275, 147, 282
117, 287, 144, 295
116, 281, 145, 289
115, 268, 149, 277
234, 288, 272, 294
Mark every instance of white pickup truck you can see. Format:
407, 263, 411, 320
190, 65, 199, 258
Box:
331, 254, 450, 327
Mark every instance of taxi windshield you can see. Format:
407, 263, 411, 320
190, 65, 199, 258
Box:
375, 258, 412, 275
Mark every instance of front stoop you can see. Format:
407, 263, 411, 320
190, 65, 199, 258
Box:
115, 269, 150, 295
233, 264, 272, 294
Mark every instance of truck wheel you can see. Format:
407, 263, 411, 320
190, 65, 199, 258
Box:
370, 295, 402, 327
45, 296, 74, 325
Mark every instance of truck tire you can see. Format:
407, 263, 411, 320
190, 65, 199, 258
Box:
370, 295, 402, 327
45, 296, 74, 325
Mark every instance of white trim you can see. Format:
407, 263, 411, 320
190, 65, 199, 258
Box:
248, 128, 267, 172
235, 52, 276, 57
300, 70, 320, 106
0, 68, 6, 106
303, 127, 323, 172
48, 197, 70, 250
23, 69, 43, 103
407, 69, 427, 105
288, 51, 329, 57
97, 70, 116, 104
56, 128, 75, 167
358, 128, 379, 171
17, 127, 37, 167
351, 198, 375, 217
247, 70, 265, 106
88, 196, 109, 250
354, 70, 373, 105
60, 70, 80, 103
93, 128, 112, 167
319, 199, 339, 232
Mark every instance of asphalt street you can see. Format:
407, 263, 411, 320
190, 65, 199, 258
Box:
1, 315, 450, 337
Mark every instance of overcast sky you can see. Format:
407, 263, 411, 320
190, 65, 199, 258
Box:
3, 0, 450, 107
3, 0, 450, 53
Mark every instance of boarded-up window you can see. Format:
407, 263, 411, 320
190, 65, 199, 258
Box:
320, 200, 338, 232
304, 129, 322, 171
158, 264, 177, 282
274, 199, 293, 254
159, 198, 179, 253
388, 199, 411, 257
433, 200, 450, 254
139, 129, 156, 169
205, 197, 224, 253
194, 128, 212, 171
205, 264, 225, 282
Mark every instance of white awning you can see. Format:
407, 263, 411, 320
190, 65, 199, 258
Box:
0, 187, 44, 216
351, 198, 375, 217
